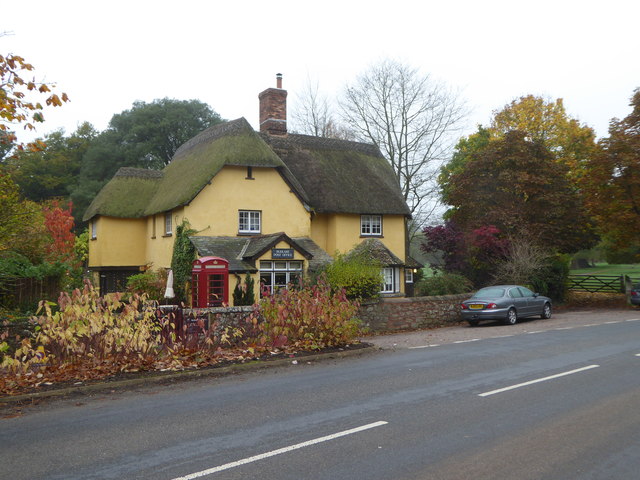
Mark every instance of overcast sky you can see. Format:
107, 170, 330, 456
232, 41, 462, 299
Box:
3, 0, 639, 145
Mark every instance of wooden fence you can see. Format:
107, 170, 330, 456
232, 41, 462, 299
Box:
0, 276, 62, 309
567, 274, 640, 293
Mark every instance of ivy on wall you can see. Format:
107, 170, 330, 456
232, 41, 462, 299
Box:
170, 220, 197, 303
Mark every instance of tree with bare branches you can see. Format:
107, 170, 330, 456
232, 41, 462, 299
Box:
340, 59, 468, 233
290, 77, 354, 140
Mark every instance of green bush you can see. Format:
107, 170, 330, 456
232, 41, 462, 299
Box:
232, 273, 256, 306
321, 253, 382, 300
529, 254, 570, 302
251, 279, 361, 350
414, 273, 473, 296
126, 269, 168, 302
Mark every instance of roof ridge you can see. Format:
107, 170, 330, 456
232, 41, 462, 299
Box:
114, 167, 164, 179
173, 117, 252, 159
261, 132, 383, 157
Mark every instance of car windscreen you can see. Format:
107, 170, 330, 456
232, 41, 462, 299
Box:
473, 287, 505, 299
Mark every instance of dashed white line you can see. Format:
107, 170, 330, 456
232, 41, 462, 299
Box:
170, 421, 388, 479
626, 318, 640, 322
408, 344, 440, 349
604, 321, 621, 324
555, 327, 574, 330
453, 339, 480, 344
478, 365, 600, 397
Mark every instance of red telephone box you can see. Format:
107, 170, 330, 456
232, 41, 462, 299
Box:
191, 257, 229, 307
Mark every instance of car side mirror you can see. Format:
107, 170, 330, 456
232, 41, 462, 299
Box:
533, 293, 539, 298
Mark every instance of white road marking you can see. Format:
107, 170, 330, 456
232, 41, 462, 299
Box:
453, 339, 480, 344
170, 421, 389, 479
604, 321, 621, 324
478, 365, 600, 397
555, 327, 573, 330
636, 354, 640, 357
526, 331, 544, 334
408, 344, 440, 349
626, 318, 640, 322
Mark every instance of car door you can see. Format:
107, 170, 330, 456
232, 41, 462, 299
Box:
518, 286, 540, 315
507, 287, 528, 314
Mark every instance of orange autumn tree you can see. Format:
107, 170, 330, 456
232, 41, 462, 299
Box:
0, 49, 69, 153
42, 200, 77, 266
581, 88, 640, 248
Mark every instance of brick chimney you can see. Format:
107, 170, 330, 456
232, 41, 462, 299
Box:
259, 73, 287, 135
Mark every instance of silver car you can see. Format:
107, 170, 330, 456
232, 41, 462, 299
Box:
461, 285, 552, 326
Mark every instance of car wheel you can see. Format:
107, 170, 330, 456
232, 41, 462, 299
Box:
541, 302, 552, 319
468, 319, 479, 327
505, 308, 518, 325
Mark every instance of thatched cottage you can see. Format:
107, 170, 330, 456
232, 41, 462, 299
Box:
84, 75, 416, 305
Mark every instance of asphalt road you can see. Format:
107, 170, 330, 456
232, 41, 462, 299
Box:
2, 309, 639, 480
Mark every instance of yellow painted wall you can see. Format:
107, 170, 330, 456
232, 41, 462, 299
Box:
144, 209, 185, 269
185, 166, 311, 238
311, 213, 407, 261
88, 216, 148, 267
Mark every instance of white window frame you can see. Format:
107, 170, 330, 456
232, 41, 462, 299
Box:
381, 267, 397, 293
239, 210, 261, 234
164, 211, 173, 235
361, 214, 382, 236
91, 220, 97, 239
405, 269, 414, 284
259, 260, 303, 295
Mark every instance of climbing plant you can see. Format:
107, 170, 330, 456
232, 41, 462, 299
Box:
170, 220, 197, 303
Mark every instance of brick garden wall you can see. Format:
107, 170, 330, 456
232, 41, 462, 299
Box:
357, 294, 470, 332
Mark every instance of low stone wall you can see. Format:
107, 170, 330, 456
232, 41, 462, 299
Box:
176, 293, 470, 336
357, 293, 470, 332
182, 306, 256, 337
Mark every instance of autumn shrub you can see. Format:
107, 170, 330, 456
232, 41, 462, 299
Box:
414, 273, 473, 296
0, 308, 35, 358
564, 291, 629, 309
1, 283, 164, 373
251, 280, 361, 350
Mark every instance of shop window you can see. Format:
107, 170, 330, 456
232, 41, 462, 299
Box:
260, 260, 302, 295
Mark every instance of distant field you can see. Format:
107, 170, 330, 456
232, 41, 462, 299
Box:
570, 263, 640, 276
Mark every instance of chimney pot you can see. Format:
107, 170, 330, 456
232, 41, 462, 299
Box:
276, 73, 283, 89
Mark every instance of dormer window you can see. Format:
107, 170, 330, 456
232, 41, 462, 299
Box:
361, 215, 382, 236
239, 210, 261, 234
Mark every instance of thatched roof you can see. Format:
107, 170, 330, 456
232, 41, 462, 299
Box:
84, 118, 410, 221
83, 168, 164, 219
84, 118, 308, 221
261, 133, 411, 216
